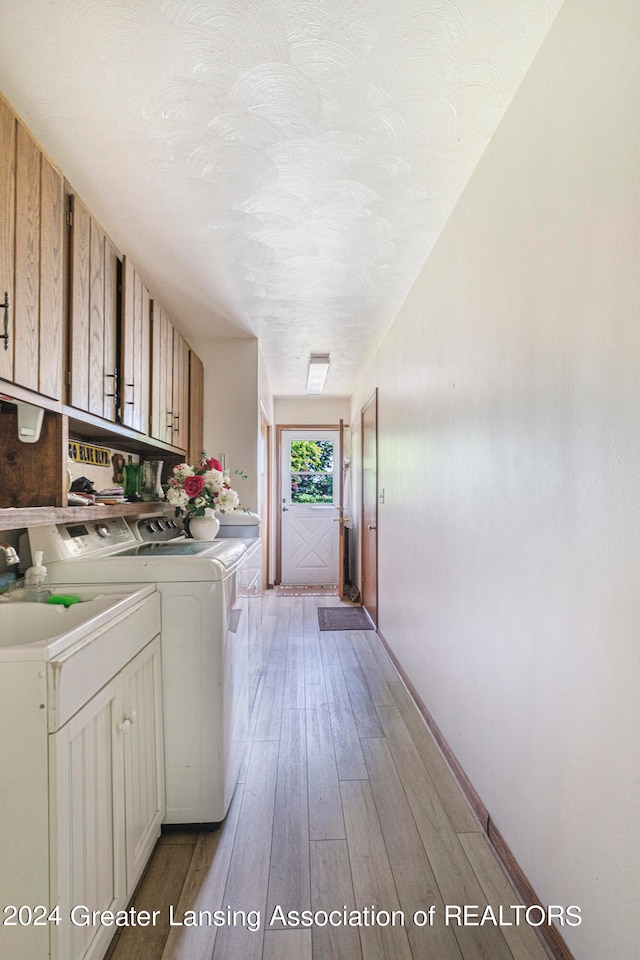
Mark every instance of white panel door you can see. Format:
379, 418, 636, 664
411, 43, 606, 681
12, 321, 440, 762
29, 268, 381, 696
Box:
49, 679, 125, 960
121, 638, 165, 892
280, 429, 340, 584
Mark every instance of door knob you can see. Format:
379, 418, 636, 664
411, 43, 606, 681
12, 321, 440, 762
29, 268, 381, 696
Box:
368, 524, 377, 530
282, 506, 289, 512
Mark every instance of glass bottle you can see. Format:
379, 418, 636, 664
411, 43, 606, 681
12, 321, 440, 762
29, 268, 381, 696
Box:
123, 456, 141, 501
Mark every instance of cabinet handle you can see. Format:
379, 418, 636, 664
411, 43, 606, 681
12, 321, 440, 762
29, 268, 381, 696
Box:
104, 370, 117, 398
118, 718, 131, 735
1, 292, 9, 351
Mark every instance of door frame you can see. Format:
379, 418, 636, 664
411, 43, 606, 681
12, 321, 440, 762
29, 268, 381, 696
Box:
259, 406, 272, 590
361, 390, 378, 626
275, 423, 341, 585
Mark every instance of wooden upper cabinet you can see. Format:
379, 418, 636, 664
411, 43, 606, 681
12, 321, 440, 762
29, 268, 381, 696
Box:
121, 256, 150, 434
150, 304, 190, 452
149, 301, 173, 444
188, 349, 204, 465
172, 327, 190, 452
68, 195, 118, 420
0, 99, 64, 400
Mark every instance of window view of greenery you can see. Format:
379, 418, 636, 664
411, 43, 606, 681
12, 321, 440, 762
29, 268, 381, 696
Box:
290, 439, 334, 503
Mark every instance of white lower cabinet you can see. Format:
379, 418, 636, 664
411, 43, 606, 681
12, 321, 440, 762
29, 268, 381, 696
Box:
50, 638, 164, 960
0, 591, 164, 960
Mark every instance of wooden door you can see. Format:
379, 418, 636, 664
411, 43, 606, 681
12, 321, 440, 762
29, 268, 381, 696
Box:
68, 194, 90, 409
121, 257, 150, 433
36, 150, 64, 399
0, 100, 63, 398
361, 390, 378, 626
103, 238, 119, 421
13, 123, 41, 395
172, 327, 189, 451
69, 197, 119, 418
337, 418, 346, 597
149, 301, 172, 443
259, 408, 271, 589
0, 97, 15, 384
188, 349, 204, 463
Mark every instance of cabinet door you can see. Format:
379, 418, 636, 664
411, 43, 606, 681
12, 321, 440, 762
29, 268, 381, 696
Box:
121, 256, 150, 433
0, 98, 15, 383
49, 679, 125, 960
0, 109, 63, 399
13, 123, 41, 394
14, 123, 63, 398
149, 301, 173, 443
69, 195, 119, 419
103, 237, 119, 421
172, 327, 189, 451
120, 637, 165, 890
188, 348, 204, 464
37, 151, 64, 399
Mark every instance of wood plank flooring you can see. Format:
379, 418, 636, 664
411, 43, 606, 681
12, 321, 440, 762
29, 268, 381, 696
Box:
106, 593, 552, 960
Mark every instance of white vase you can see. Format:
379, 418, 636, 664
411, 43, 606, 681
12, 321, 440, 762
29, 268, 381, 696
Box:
188, 508, 220, 540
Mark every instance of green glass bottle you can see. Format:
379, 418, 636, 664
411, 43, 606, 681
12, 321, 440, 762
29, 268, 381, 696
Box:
123, 456, 141, 501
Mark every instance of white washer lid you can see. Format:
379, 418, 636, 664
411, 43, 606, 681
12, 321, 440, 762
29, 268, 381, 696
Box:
217, 510, 260, 526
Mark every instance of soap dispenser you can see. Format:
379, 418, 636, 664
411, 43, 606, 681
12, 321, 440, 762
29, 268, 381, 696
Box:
25, 550, 51, 602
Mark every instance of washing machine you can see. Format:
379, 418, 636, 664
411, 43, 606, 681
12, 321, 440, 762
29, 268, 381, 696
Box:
28, 516, 260, 827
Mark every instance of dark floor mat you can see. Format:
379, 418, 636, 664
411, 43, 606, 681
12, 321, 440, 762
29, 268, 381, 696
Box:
317, 606, 372, 631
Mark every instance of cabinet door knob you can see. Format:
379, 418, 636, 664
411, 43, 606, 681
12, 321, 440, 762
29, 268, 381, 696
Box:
118, 718, 131, 735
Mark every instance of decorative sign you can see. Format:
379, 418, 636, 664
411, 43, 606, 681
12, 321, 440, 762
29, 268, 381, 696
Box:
68, 441, 111, 466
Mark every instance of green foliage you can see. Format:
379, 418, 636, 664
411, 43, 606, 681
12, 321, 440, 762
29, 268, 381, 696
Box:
291, 473, 333, 503
290, 440, 333, 472
290, 439, 334, 503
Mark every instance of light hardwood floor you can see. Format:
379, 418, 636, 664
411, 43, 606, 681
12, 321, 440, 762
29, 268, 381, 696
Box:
106, 593, 552, 960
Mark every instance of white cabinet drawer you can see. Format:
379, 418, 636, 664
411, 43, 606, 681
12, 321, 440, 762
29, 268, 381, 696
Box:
47, 593, 161, 730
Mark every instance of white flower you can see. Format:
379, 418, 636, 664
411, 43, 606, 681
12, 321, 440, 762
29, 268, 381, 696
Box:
216, 488, 240, 513
203, 469, 224, 494
167, 487, 189, 508
172, 463, 194, 480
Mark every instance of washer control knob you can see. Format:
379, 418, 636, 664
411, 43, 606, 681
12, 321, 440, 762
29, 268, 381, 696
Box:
95, 524, 111, 538
147, 522, 158, 533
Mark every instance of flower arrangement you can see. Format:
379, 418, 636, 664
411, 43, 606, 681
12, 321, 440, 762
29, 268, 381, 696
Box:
165, 453, 241, 518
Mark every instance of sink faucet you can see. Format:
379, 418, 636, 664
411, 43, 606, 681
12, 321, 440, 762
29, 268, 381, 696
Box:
0, 542, 20, 565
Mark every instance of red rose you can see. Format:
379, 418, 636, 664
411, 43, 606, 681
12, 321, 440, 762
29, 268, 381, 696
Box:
183, 475, 206, 499
206, 457, 223, 471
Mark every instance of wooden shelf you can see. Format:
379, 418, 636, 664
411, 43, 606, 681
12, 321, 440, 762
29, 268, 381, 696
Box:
0, 501, 173, 532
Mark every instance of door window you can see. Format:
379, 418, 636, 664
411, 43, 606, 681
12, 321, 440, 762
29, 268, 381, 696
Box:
289, 439, 335, 504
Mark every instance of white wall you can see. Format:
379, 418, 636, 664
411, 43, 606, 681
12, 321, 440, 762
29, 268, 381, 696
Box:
274, 396, 350, 426
189, 337, 259, 511
351, 2, 639, 959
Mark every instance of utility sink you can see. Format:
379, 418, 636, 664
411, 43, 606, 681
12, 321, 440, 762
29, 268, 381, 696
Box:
0, 584, 157, 661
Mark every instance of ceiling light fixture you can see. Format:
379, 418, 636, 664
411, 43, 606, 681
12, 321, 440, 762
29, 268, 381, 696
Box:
306, 354, 330, 395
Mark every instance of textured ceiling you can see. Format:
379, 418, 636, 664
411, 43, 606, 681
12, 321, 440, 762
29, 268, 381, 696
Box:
0, 0, 562, 396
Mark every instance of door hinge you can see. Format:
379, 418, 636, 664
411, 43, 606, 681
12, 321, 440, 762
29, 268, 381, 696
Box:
66, 203, 73, 232
65, 370, 72, 387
